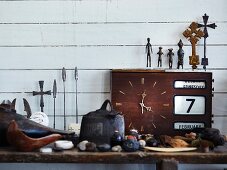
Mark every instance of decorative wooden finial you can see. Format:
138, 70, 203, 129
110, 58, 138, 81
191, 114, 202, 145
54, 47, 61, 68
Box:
183, 22, 204, 69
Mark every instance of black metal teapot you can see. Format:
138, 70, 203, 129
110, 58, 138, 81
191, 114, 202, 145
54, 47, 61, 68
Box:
79, 100, 125, 145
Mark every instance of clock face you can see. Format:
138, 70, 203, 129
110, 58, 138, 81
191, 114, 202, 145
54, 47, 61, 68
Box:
111, 70, 212, 136
113, 76, 171, 134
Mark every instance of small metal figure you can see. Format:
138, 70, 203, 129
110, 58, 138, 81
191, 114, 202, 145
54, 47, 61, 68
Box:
33, 81, 51, 112
62, 67, 66, 130
167, 48, 174, 69
157, 47, 163, 67
183, 22, 204, 69
145, 38, 153, 67
53, 79, 57, 128
198, 13, 217, 71
74, 67, 79, 124
177, 39, 184, 69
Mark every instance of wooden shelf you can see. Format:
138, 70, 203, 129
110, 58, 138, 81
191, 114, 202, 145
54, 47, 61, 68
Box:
0, 147, 227, 164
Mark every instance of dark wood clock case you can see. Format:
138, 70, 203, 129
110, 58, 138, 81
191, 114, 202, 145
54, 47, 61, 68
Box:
111, 69, 213, 136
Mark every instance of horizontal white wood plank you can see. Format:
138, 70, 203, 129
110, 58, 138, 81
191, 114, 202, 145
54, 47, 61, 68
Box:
212, 70, 227, 92
0, 46, 226, 69
0, 0, 226, 23
0, 70, 227, 92
0, 70, 110, 92
0, 23, 225, 46
213, 117, 227, 135
213, 93, 227, 115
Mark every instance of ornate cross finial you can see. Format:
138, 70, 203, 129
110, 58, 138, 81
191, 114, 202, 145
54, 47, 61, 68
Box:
183, 22, 204, 69
198, 13, 217, 71
33, 81, 51, 112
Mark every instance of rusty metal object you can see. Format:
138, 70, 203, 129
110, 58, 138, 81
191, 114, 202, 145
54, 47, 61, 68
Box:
177, 39, 184, 69
62, 67, 66, 130
53, 79, 57, 128
7, 120, 62, 152
167, 48, 174, 69
157, 47, 163, 67
198, 13, 217, 71
75, 67, 79, 123
183, 22, 204, 69
145, 38, 153, 67
33, 81, 51, 112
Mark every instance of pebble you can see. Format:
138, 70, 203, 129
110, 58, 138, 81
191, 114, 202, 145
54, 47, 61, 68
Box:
139, 140, 146, 148
85, 142, 96, 152
146, 138, 159, 147
111, 145, 122, 152
77, 140, 89, 151
40, 147, 53, 153
54, 140, 74, 150
97, 144, 111, 152
111, 131, 123, 147
122, 139, 139, 152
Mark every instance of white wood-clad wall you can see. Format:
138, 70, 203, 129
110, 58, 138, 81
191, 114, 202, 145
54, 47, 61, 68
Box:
0, 0, 227, 170
0, 0, 226, 143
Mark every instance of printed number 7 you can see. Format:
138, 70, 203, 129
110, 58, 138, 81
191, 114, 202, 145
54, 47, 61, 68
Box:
186, 99, 195, 113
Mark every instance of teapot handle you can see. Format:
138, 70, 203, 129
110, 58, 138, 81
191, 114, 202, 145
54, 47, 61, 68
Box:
100, 99, 113, 111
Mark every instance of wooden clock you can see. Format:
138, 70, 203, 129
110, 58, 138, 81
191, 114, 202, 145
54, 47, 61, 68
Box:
111, 69, 213, 136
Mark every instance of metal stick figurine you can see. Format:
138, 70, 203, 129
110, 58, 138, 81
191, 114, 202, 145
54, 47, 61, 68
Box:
145, 38, 153, 67
75, 67, 79, 124
53, 79, 57, 128
198, 13, 217, 71
157, 47, 163, 67
167, 48, 174, 69
177, 39, 184, 69
33, 81, 51, 112
62, 67, 66, 130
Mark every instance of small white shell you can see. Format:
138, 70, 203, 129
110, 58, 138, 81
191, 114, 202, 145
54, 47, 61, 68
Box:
139, 140, 146, 148
29, 112, 49, 126
111, 145, 122, 152
54, 140, 74, 150
77, 140, 89, 151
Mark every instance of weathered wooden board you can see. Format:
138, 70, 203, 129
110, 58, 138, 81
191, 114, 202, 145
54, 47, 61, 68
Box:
0, 23, 225, 46
0, 0, 226, 23
0, 46, 226, 69
0, 70, 110, 92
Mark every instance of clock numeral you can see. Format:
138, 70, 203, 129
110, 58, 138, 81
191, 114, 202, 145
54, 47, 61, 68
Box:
129, 81, 133, 87
119, 90, 125, 95
186, 99, 195, 113
161, 91, 166, 95
128, 122, 132, 128
160, 115, 166, 119
141, 78, 145, 85
116, 103, 122, 106
153, 81, 156, 88
152, 123, 157, 129
140, 126, 144, 132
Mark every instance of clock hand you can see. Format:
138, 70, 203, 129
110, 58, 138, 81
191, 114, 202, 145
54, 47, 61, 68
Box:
139, 102, 145, 114
139, 91, 152, 114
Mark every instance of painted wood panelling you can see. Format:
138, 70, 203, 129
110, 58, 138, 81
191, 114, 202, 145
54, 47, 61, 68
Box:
0, 0, 226, 169
0, 46, 226, 69
0, 0, 226, 136
0, 23, 225, 46
0, 0, 226, 23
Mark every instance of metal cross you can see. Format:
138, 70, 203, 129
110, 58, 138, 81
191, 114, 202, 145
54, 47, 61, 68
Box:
33, 80, 51, 112
198, 13, 217, 71
183, 22, 204, 69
